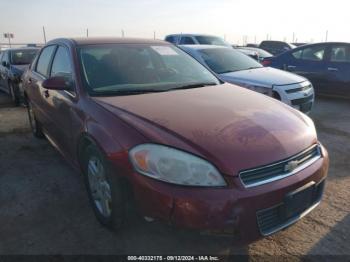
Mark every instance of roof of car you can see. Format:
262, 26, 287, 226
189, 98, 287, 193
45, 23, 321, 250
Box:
48, 37, 168, 46
179, 44, 229, 50
293, 42, 350, 49
166, 34, 220, 38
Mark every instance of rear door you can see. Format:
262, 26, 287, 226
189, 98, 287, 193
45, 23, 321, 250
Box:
325, 43, 350, 98
285, 44, 329, 94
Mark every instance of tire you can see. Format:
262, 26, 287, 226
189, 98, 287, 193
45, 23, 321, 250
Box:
82, 144, 125, 230
26, 99, 44, 138
9, 82, 20, 107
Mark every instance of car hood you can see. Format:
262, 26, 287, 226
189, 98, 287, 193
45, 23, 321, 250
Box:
93, 84, 317, 176
219, 67, 307, 88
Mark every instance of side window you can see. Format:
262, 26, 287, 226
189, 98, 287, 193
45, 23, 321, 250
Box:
165, 36, 175, 44
1, 51, 9, 63
36, 45, 56, 77
292, 49, 303, 59
179, 37, 195, 45
51, 46, 72, 79
301, 46, 325, 61
330, 45, 350, 63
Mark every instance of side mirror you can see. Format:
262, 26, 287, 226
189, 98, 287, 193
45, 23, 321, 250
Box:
42, 76, 72, 91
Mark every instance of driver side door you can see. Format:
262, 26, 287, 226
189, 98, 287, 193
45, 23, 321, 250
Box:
285, 44, 329, 94
44, 45, 77, 158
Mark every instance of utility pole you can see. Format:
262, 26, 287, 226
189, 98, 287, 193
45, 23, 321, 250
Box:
8, 33, 11, 47
4, 33, 14, 48
292, 32, 295, 43
325, 30, 328, 42
121, 29, 125, 37
42, 26, 47, 44
86, 28, 89, 37
153, 31, 156, 40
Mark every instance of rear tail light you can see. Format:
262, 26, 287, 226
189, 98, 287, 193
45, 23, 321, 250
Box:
262, 59, 272, 66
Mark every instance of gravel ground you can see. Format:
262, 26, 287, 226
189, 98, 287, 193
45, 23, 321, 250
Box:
0, 91, 349, 259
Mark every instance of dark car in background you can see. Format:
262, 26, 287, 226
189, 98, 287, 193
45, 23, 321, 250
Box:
292, 43, 307, 47
260, 41, 296, 56
262, 42, 350, 98
22, 37, 328, 244
0, 47, 39, 105
236, 47, 273, 62
165, 34, 231, 47
235, 47, 259, 61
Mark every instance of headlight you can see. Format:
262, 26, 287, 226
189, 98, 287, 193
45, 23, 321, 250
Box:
242, 84, 273, 96
129, 144, 226, 187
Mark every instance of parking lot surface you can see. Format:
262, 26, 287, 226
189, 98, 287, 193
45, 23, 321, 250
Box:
0, 92, 349, 258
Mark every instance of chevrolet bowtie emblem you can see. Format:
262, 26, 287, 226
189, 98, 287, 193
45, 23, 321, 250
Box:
285, 160, 299, 172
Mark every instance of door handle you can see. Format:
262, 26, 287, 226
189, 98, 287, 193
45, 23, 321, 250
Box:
287, 65, 296, 70
44, 90, 50, 98
328, 67, 338, 72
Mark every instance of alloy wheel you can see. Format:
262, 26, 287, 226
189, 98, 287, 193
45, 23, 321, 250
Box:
87, 156, 112, 218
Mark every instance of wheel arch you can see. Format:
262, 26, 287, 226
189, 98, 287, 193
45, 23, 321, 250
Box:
77, 132, 134, 200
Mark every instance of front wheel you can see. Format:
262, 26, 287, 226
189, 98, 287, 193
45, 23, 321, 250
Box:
82, 144, 125, 230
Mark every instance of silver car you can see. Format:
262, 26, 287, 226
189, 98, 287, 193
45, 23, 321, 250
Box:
180, 45, 314, 114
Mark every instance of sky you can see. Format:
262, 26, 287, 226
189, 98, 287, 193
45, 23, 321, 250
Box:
0, 0, 349, 45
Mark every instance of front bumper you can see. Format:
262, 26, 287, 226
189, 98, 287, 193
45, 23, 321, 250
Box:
127, 145, 329, 244
274, 82, 314, 114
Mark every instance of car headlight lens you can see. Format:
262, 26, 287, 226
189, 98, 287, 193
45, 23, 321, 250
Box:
242, 84, 273, 96
129, 144, 226, 187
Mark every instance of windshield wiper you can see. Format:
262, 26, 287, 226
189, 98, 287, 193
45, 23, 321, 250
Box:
168, 82, 217, 91
91, 89, 167, 96
246, 66, 262, 70
218, 70, 235, 74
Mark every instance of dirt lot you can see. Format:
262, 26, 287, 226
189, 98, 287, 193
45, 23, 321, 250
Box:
0, 91, 349, 258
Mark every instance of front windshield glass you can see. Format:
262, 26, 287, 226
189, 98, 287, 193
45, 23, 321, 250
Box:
199, 48, 263, 74
196, 36, 229, 46
11, 49, 38, 65
79, 44, 219, 95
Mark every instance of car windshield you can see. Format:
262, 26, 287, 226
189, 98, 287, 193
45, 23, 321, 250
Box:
195, 36, 229, 47
198, 48, 263, 74
79, 44, 220, 96
11, 49, 38, 65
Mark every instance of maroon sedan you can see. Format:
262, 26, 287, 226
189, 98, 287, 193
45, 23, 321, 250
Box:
22, 38, 329, 243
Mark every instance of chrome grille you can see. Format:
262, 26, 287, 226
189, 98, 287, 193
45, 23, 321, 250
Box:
239, 145, 321, 188
286, 84, 313, 94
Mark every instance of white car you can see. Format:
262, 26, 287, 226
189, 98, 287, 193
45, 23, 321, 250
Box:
180, 45, 314, 114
